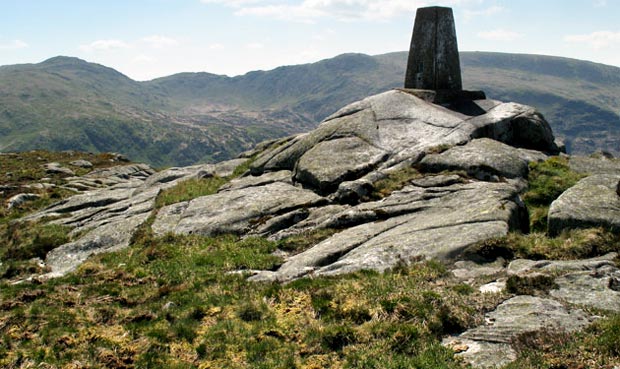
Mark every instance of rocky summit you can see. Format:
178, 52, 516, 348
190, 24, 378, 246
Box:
6, 88, 620, 368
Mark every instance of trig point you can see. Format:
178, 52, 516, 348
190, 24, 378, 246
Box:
405, 6, 462, 91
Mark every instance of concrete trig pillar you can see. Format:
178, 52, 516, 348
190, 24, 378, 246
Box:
404, 6, 462, 91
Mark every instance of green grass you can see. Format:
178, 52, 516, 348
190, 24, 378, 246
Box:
154, 157, 257, 208
468, 228, 620, 262
155, 177, 230, 208
522, 156, 585, 232
0, 226, 506, 368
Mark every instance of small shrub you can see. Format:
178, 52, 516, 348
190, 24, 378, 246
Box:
524, 157, 584, 206
523, 157, 585, 232
506, 274, 558, 295
592, 314, 620, 357
3, 222, 70, 261
277, 228, 339, 254
237, 302, 264, 322
473, 228, 620, 261
321, 324, 357, 351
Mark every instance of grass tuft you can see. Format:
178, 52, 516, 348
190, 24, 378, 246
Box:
522, 156, 585, 232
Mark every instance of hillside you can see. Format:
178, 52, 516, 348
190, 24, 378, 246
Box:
0, 57, 314, 167
1, 88, 619, 368
1, 52, 619, 166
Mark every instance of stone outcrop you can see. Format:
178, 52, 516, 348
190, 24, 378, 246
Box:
250, 180, 527, 282
17, 87, 619, 368
419, 138, 530, 180
25, 159, 247, 277
548, 174, 620, 236
23, 90, 564, 279
445, 296, 591, 368
152, 182, 326, 237
444, 252, 620, 367
6, 193, 41, 210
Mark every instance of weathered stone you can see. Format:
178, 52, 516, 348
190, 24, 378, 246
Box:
404, 7, 462, 90
410, 174, 463, 188
151, 202, 189, 236
251, 180, 526, 282
443, 338, 516, 369
44, 162, 75, 176
507, 253, 618, 275
462, 296, 590, 343
447, 296, 590, 368
468, 103, 559, 153
44, 213, 150, 277
250, 90, 558, 195
478, 281, 506, 294
550, 267, 620, 312
6, 193, 41, 210
84, 163, 155, 181
213, 158, 249, 177
267, 204, 350, 240
219, 170, 293, 192
452, 258, 506, 281
295, 137, 388, 193
569, 155, 620, 175
548, 174, 620, 236
69, 159, 93, 168
152, 182, 326, 237
137, 164, 215, 193
21, 163, 162, 277
419, 138, 529, 180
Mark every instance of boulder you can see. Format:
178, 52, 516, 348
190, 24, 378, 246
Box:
219, 170, 293, 192
251, 90, 558, 194
548, 174, 620, 236
152, 182, 327, 237
569, 155, 620, 175
44, 162, 75, 176
419, 138, 529, 180
295, 136, 388, 193
550, 267, 620, 312
44, 213, 150, 277
507, 253, 618, 275
69, 159, 93, 168
6, 193, 41, 210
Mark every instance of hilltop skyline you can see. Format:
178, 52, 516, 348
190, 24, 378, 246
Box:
1, 0, 619, 81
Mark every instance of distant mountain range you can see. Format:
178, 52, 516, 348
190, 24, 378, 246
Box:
1, 52, 618, 166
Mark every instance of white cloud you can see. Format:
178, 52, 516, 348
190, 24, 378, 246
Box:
477, 29, 523, 41
142, 35, 179, 48
463, 5, 504, 21
593, 0, 607, 7
0, 39, 29, 50
564, 31, 620, 49
80, 39, 130, 52
246, 42, 265, 49
209, 43, 225, 49
132, 55, 155, 64
203, 0, 487, 22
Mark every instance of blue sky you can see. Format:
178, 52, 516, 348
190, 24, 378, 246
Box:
1, 0, 619, 80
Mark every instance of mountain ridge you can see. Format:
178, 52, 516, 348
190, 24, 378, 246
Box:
1, 52, 618, 166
